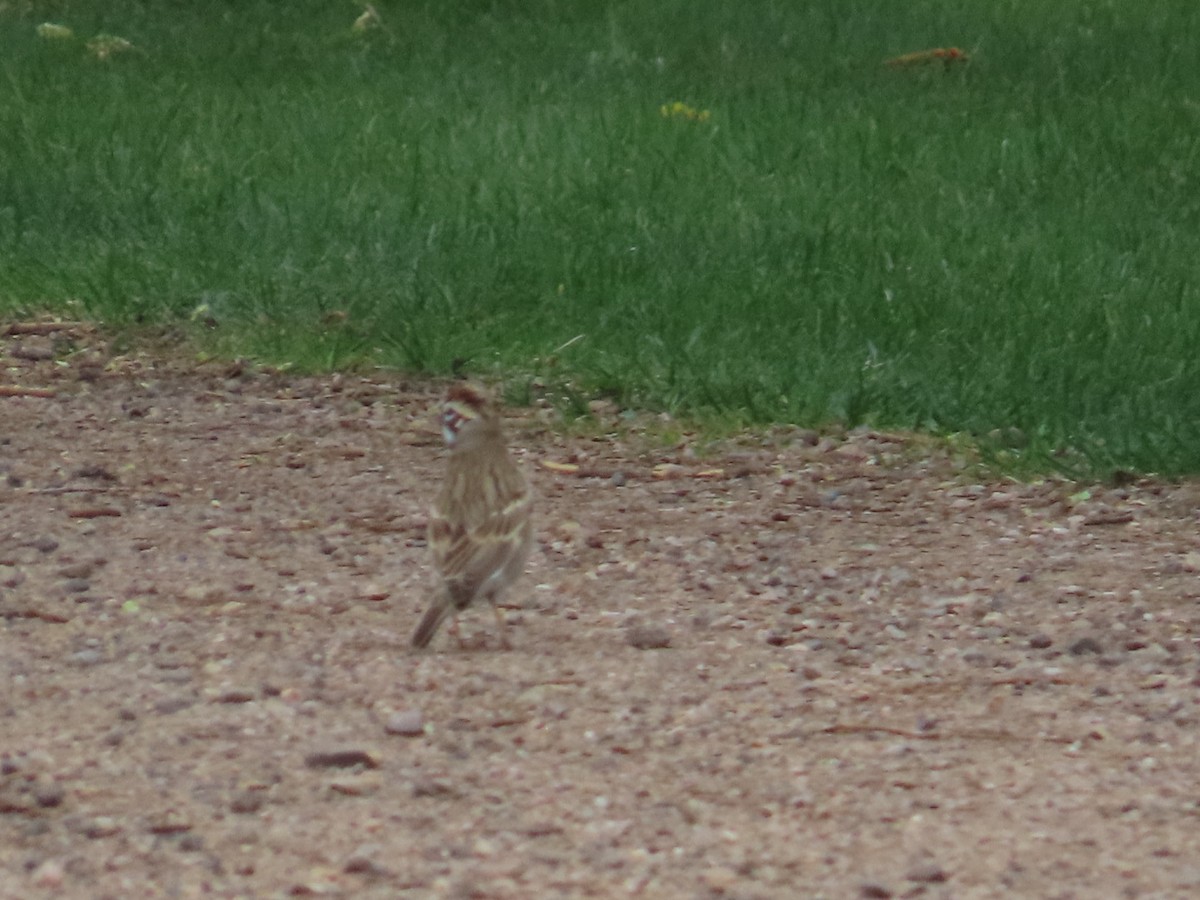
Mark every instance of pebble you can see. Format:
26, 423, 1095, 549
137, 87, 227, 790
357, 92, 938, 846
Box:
31, 536, 59, 554
147, 814, 192, 835
81, 816, 122, 839
795, 428, 820, 446
229, 790, 266, 814
214, 686, 257, 704
31, 859, 65, 888
1069, 637, 1104, 656
154, 696, 196, 715
177, 833, 205, 852
304, 747, 381, 770
625, 625, 672, 650
384, 710, 425, 737
411, 777, 455, 798
62, 578, 91, 594
859, 883, 893, 899
68, 650, 104, 667
329, 774, 382, 796
907, 862, 948, 884
34, 782, 65, 808
73, 464, 116, 482
182, 585, 224, 605
11, 342, 55, 361
1029, 634, 1053, 649
344, 847, 391, 877
57, 561, 97, 579
700, 866, 738, 892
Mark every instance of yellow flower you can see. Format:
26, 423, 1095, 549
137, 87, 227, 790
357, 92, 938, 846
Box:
660, 101, 712, 123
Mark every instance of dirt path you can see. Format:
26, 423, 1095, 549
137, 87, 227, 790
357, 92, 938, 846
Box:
3, 325, 1200, 898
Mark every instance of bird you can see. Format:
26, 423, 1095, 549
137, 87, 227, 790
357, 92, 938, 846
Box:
411, 383, 533, 649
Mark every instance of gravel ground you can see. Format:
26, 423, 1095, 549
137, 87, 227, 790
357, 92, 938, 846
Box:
3, 323, 1200, 899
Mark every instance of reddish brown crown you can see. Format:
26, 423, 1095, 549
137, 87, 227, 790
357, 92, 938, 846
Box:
440, 383, 494, 447
444, 382, 490, 413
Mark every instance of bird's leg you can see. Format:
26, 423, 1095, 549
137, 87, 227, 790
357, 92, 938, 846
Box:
447, 613, 468, 650
491, 603, 511, 650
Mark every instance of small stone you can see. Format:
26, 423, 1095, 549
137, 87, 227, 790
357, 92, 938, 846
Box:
907, 862, 948, 884
0, 779, 36, 813
834, 442, 871, 460
701, 867, 739, 892
69, 649, 104, 667
795, 428, 820, 446
11, 342, 55, 361
31, 537, 59, 554
859, 883, 893, 899
344, 854, 391, 877
34, 782, 65, 808
181, 585, 224, 605
626, 625, 671, 650
62, 578, 91, 594
178, 833, 205, 852
610, 470, 627, 488
1069, 637, 1104, 656
1029, 634, 1053, 650
304, 747, 381, 770
411, 778, 455, 798
329, 775, 382, 797
31, 859, 65, 888
214, 686, 257, 704
82, 816, 122, 839
229, 790, 266, 814
57, 561, 96, 579
74, 464, 116, 482
147, 814, 192, 835
154, 696, 195, 715
384, 710, 425, 737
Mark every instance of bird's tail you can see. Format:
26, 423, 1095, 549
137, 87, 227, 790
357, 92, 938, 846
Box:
411, 593, 451, 649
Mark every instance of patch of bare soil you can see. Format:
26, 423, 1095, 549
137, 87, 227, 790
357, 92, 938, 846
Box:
3, 323, 1200, 899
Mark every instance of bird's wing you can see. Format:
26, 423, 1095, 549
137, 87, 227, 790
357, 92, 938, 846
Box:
430, 490, 531, 608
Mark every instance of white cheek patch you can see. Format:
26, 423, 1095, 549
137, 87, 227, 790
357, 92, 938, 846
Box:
442, 406, 468, 446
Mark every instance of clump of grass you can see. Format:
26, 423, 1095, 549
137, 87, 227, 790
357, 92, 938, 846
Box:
2, 0, 1200, 475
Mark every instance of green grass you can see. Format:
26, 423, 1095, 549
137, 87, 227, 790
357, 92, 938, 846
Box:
3, 0, 1200, 476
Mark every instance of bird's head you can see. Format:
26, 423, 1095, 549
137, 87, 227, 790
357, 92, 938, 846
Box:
440, 383, 494, 449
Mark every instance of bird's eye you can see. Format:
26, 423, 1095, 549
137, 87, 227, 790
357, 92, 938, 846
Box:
442, 407, 465, 445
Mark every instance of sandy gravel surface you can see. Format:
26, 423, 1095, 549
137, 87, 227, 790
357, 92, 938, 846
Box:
3, 324, 1200, 899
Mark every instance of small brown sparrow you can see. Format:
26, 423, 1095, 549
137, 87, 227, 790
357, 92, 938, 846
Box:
411, 384, 533, 649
